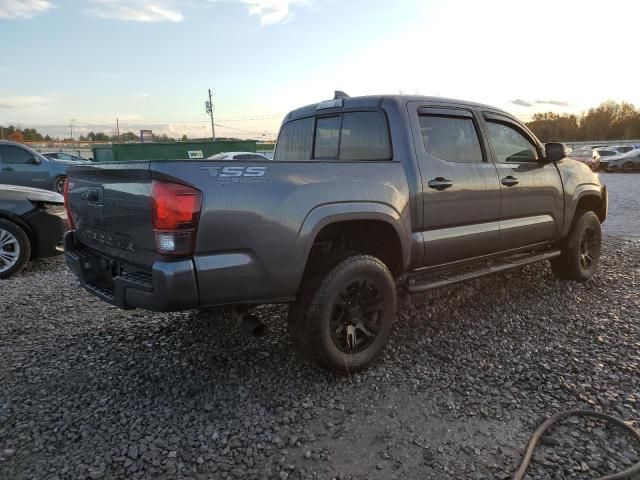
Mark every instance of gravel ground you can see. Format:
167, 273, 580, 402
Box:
601, 172, 640, 239
1, 174, 639, 480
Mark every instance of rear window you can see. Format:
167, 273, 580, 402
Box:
274, 117, 314, 161
340, 112, 391, 161
274, 111, 391, 162
314, 116, 341, 159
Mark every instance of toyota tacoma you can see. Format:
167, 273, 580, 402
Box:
64, 93, 607, 373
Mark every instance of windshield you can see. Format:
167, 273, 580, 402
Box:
598, 150, 616, 157
569, 150, 590, 157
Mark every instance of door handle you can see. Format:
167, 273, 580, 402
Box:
501, 176, 519, 187
427, 177, 453, 191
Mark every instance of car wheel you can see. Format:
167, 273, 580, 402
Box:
0, 218, 31, 279
54, 176, 66, 194
550, 210, 601, 282
288, 255, 397, 374
623, 162, 635, 173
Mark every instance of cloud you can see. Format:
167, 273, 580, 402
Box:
511, 99, 534, 107
88, 0, 184, 22
511, 98, 570, 108
535, 99, 570, 107
0, 95, 49, 109
0, 0, 54, 19
210, 0, 312, 25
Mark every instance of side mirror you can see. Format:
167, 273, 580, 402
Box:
29, 156, 41, 165
545, 143, 567, 162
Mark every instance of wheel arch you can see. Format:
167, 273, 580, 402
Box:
295, 202, 410, 288
563, 185, 606, 237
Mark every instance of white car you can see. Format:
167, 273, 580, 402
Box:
601, 145, 639, 154
207, 152, 271, 161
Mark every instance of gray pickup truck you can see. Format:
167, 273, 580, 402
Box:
64, 93, 607, 373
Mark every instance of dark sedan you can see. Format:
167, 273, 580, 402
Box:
0, 184, 69, 278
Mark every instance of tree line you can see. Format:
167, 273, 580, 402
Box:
525, 101, 640, 142
0, 125, 52, 142
0, 125, 242, 143
8, 100, 636, 145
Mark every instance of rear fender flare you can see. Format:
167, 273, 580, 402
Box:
294, 201, 409, 282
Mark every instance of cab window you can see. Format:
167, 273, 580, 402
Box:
313, 111, 391, 161
314, 116, 341, 159
340, 112, 391, 161
273, 117, 314, 161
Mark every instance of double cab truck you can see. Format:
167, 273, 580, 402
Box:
64, 93, 607, 374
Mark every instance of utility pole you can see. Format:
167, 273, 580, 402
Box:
205, 89, 216, 141
116, 117, 120, 142
69, 119, 76, 140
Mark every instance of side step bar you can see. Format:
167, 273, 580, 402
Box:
406, 249, 561, 294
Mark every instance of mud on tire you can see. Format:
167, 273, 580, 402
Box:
288, 255, 397, 374
551, 210, 602, 281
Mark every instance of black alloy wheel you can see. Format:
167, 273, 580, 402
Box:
330, 278, 384, 354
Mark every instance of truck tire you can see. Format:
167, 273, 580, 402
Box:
0, 218, 31, 279
288, 255, 396, 374
550, 210, 601, 281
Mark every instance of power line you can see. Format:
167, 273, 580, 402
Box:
214, 122, 275, 136
214, 93, 256, 113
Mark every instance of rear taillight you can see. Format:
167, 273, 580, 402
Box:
150, 180, 202, 255
63, 178, 75, 229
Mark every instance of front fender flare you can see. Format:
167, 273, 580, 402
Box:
563, 184, 605, 236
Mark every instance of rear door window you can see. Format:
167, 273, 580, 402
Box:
418, 114, 483, 163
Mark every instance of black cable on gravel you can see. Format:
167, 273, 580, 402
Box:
513, 410, 640, 480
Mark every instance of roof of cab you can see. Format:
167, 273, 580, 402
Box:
284, 94, 511, 121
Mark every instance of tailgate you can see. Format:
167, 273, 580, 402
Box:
67, 162, 157, 267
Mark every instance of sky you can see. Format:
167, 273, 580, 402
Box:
0, 0, 638, 140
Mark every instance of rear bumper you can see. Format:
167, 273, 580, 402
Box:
64, 231, 199, 311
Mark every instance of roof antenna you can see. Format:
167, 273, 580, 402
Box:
334, 90, 350, 100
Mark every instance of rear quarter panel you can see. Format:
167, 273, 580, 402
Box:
151, 161, 411, 305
